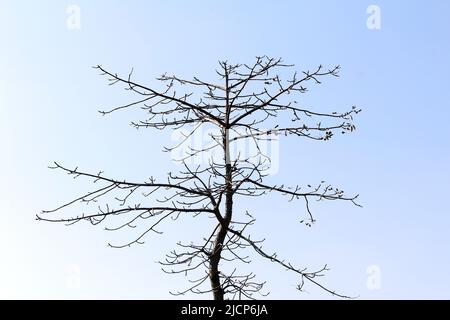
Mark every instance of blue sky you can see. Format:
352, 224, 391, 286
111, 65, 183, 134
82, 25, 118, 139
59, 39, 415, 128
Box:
1, 0, 450, 299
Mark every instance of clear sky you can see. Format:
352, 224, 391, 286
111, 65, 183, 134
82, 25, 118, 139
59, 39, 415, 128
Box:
1, 0, 450, 299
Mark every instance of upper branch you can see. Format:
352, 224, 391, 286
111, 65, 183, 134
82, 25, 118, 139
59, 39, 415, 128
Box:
229, 64, 341, 125
95, 65, 226, 127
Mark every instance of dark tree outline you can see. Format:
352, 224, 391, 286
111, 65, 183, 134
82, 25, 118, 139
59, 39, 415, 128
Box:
39, 56, 361, 300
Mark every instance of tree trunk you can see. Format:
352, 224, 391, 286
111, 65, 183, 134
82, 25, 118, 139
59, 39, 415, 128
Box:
209, 161, 233, 300
209, 126, 233, 300
209, 67, 233, 300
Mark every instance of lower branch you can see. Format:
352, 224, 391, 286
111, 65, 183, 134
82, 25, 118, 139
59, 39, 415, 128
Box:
227, 228, 354, 299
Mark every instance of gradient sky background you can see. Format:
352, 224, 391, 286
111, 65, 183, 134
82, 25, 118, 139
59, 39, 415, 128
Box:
1, 0, 450, 299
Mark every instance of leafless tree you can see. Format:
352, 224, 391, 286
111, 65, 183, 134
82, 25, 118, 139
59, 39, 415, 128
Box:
39, 56, 361, 300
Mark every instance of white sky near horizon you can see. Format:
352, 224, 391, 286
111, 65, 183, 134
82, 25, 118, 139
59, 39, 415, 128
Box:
1, 0, 450, 299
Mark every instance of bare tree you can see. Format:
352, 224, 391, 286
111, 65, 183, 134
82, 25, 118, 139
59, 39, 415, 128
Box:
39, 56, 361, 300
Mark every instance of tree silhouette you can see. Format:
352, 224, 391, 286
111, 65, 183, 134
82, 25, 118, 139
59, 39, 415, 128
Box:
39, 56, 361, 300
